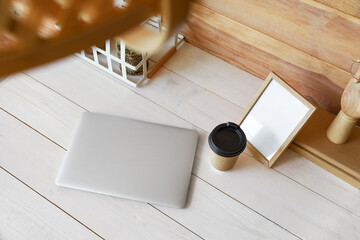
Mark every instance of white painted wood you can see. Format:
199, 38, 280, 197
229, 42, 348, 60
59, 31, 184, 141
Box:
135, 66, 242, 132
0, 75, 297, 239
0, 73, 84, 148
158, 175, 295, 240
25, 56, 360, 239
30, 56, 240, 133
162, 42, 263, 109
192, 135, 360, 239
0, 110, 200, 240
161, 43, 360, 216
0, 168, 101, 240
275, 150, 360, 216
25, 60, 192, 129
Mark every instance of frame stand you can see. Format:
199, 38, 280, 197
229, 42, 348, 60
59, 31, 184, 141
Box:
290, 108, 360, 188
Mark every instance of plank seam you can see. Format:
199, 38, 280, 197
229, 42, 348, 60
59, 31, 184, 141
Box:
192, 173, 303, 240
148, 203, 205, 240
161, 64, 245, 109
0, 106, 67, 151
272, 166, 360, 219
22, 72, 89, 112
0, 165, 105, 240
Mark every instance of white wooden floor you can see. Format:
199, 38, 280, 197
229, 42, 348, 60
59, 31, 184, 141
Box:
1, 42, 360, 240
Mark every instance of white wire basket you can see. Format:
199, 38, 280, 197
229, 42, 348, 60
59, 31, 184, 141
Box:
76, 16, 184, 87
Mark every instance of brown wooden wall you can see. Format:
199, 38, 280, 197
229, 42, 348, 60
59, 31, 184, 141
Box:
182, 0, 360, 114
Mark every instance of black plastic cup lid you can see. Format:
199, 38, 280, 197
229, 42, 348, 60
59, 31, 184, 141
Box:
208, 122, 247, 157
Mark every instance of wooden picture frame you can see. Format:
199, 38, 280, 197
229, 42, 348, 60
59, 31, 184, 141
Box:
237, 72, 316, 168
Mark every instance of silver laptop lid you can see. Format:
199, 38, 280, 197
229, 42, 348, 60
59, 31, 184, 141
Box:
56, 112, 198, 208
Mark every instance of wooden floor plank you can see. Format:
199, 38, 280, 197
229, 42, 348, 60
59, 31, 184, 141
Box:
0, 74, 296, 239
0, 73, 84, 149
158, 175, 296, 240
24, 56, 360, 239
0, 168, 102, 240
162, 42, 360, 217
163, 42, 263, 109
275, 150, 360, 216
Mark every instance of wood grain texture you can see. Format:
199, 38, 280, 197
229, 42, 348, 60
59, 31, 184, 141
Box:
25, 56, 360, 239
290, 143, 360, 188
28, 57, 241, 133
314, 0, 360, 17
275, 149, 360, 215
341, 74, 360, 118
0, 75, 297, 240
183, 3, 349, 114
0, 73, 84, 148
327, 71, 360, 143
0, 168, 101, 240
193, 0, 360, 73
163, 43, 263, 109
158, 175, 293, 240
326, 109, 358, 144
148, 46, 177, 78
296, 108, 360, 180
160, 43, 360, 216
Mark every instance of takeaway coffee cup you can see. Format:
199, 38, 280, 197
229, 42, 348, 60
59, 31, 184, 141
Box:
208, 122, 247, 171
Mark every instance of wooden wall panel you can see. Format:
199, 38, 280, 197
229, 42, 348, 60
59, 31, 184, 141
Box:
193, 0, 360, 74
183, 3, 350, 114
314, 0, 360, 17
